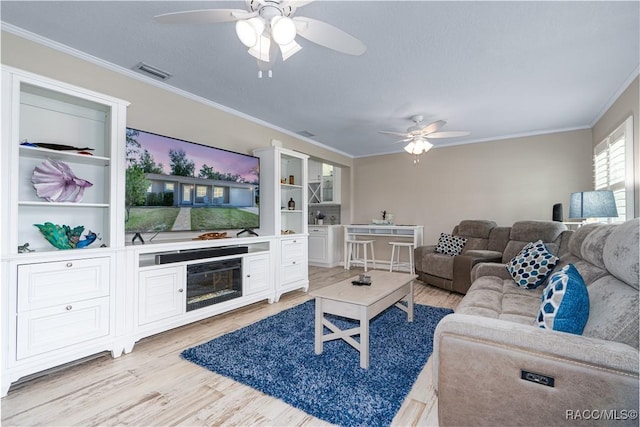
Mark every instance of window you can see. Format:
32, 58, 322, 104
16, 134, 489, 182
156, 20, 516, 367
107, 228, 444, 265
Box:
196, 186, 207, 198
213, 187, 224, 198
594, 116, 634, 222
164, 183, 174, 192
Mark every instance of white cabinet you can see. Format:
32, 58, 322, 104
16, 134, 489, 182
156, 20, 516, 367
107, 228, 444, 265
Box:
1, 66, 128, 256
277, 236, 308, 301
244, 253, 270, 296
308, 225, 343, 268
138, 266, 185, 326
308, 160, 341, 204
253, 146, 308, 236
16, 257, 112, 360
253, 147, 309, 301
1, 66, 128, 397
128, 238, 275, 346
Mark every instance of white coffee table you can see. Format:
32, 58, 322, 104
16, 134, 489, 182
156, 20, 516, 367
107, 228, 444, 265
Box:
309, 270, 416, 369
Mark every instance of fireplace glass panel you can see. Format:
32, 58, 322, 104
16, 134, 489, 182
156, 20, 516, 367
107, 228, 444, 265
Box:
186, 258, 242, 311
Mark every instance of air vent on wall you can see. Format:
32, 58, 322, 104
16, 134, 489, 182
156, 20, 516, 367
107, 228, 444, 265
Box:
297, 130, 315, 138
133, 62, 172, 80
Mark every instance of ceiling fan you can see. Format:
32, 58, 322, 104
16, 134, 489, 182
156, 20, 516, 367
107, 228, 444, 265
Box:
379, 115, 470, 163
154, 0, 366, 77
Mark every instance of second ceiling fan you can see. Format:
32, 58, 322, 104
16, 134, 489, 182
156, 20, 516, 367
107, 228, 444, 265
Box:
379, 115, 470, 162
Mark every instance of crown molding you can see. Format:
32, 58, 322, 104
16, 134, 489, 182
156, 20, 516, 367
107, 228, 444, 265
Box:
0, 22, 355, 159
590, 65, 640, 128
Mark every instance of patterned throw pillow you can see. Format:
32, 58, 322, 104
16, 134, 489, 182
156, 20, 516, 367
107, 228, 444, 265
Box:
506, 240, 559, 289
435, 233, 468, 256
536, 264, 589, 335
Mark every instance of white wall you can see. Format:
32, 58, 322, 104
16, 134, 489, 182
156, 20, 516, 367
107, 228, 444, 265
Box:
352, 129, 593, 243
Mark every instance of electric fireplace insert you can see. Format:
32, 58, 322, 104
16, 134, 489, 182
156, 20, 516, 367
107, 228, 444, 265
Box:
186, 258, 242, 311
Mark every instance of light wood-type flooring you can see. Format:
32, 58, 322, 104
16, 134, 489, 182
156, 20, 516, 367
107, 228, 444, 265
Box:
1, 266, 462, 426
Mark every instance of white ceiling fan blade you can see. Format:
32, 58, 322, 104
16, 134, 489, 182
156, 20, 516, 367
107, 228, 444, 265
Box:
417, 120, 446, 135
379, 130, 410, 137
280, 0, 315, 9
392, 138, 413, 144
154, 9, 251, 24
293, 16, 366, 56
427, 131, 471, 138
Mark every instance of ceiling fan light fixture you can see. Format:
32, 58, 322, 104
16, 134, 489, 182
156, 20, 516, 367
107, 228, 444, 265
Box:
248, 34, 271, 62
280, 39, 302, 61
271, 16, 297, 45
403, 142, 416, 154
236, 17, 265, 48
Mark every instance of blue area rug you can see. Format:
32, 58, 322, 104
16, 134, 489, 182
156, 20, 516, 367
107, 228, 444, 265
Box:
181, 300, 452, 427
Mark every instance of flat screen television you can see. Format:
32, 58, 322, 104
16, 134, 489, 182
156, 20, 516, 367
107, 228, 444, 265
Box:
125, 128, 260, 235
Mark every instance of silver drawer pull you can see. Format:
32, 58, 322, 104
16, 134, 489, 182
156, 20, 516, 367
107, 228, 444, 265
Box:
66, 305, 72, 311
246, 274, 251, 278
178, 288, 184, 293
292, 261, 296, 264
66, 262, 73, 268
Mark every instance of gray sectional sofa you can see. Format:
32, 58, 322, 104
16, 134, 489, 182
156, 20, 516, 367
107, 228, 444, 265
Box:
433, 218, 639, 426
415, 219, 569, 294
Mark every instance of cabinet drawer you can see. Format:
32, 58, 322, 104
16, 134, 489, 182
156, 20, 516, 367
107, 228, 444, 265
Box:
16, 297, 110, 360
308, 227, 328, 235
281, 261, 307, 285
17, 257, 110, 312
281, 238, 305, 264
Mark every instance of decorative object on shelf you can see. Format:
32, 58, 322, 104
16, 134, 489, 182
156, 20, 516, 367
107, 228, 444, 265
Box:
316, 211, 326, 225
569, 190, 618, 223
373, 210, 394, 225
21, 140, 95, 155
17, 243, 35, 253
281, 229, 295, 235
330, 216, 337, 225
34, 222, 99, 249
288, 197, 296, 210
193, 232, 228, 240
31, 159, 93, 202
289, 175, 295, 185
280, 178, 287, 184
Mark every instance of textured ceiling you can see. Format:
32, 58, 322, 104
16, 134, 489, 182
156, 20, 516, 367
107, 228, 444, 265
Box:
1, 1, 639, 157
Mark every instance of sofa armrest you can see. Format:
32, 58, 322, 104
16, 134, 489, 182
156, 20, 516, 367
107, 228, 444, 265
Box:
415, 244, 436, 257
451, 251, 503, 294
433, 314, 639, 426
470, 261, 511, 282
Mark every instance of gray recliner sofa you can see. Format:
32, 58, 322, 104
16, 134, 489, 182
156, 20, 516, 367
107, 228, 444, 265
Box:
433, 218, 639, 426
415, 220, 568, 294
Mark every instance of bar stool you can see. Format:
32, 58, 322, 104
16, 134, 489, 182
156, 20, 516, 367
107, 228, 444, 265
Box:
346, 239, 376, 272
389, 241, 415, 274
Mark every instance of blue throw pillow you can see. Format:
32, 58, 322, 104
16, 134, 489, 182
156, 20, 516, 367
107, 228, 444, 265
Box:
506, 240, 559, 289
536, 264, 589, 335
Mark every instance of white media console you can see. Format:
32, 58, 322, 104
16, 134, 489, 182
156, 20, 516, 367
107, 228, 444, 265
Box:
0, 67, 309, 396
126, 236, 277, 348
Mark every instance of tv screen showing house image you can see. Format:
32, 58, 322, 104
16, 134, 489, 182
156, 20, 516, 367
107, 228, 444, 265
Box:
125, 128, 260, 233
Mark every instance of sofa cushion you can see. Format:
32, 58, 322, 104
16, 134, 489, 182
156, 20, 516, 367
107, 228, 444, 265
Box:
536, 264, 589, 335
457, 220, 496, 239
435, 233, 467, 256
506, 240, 559, 289
510, 220, 567, 243
420, 252, 456, 279
603, 217, 640, 290
455, 276, 543, 325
